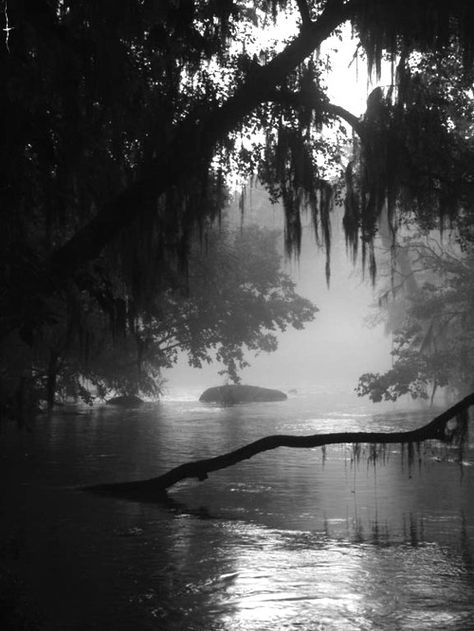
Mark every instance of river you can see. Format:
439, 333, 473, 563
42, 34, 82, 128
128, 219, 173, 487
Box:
1, 388, 474, 630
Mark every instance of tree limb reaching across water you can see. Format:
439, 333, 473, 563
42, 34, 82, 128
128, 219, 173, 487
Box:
85, 393, 474, 501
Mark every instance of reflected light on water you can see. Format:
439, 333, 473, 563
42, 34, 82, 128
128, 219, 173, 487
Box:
2, 396, 474, 630
229, 537, 365, 629
185, 522, 474, 630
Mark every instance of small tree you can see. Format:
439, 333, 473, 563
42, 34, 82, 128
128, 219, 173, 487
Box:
154, 224, 317, 383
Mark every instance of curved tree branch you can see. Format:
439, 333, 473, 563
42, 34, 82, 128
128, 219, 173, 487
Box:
268, 87, 366, 138
46, 1, 355, 284
86, 392, 474, 501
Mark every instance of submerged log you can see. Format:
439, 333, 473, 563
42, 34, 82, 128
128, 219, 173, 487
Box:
85, 393, 474, 501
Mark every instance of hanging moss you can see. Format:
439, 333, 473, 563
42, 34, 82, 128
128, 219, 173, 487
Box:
353, 0, 474, 78
2, 0, 474, 414
341, 47, 474, 281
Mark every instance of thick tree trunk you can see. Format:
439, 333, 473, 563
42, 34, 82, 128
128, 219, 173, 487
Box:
86, 392, 474, 502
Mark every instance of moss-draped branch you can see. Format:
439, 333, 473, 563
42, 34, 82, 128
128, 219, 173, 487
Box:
48, 1, 354, 285
267, 88, 366, 139
86, 392, 474, 501
4, 0, 473, 330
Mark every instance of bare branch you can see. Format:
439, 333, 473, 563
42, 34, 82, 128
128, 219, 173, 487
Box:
86, 392, 474, 501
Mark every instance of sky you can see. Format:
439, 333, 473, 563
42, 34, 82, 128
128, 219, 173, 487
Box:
252, 17, 392, 116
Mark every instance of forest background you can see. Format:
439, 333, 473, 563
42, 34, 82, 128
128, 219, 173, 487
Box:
1, 0, 474, 422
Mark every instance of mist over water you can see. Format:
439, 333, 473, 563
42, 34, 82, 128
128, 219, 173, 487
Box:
2, 195, 470, 629
164, 197, 392, 404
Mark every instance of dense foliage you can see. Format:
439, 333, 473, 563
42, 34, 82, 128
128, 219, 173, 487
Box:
0, 223, 316, 415
356, 43, 474, 403
157, 225, 317, 383
1, 0, 474, 417
345, 47, 474, 276
357, 236, 474, 402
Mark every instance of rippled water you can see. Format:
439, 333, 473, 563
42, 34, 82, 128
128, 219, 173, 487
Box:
1, 390, 474, 630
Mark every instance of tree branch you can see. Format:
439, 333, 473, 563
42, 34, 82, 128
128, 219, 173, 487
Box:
46, 0, 354, 284
85, 392, 474, 501
295, 0, 312, 27
268, 88, 365, 138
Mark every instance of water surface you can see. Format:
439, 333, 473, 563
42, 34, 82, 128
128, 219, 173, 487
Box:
1, 390, 473, 630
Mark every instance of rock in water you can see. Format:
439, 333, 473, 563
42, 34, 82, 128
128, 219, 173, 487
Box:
199, 385, 287, 404
106, 395, 144, 407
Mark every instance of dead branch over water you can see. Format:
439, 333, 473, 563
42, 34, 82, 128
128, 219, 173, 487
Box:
86, 393, 474, 501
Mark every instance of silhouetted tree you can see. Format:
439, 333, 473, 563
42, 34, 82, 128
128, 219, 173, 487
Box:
356, 44, 474, 402
1, 0, 474, 416
357, 236, 474, 402
145, 225, 317, 385
0, 224, 316, 411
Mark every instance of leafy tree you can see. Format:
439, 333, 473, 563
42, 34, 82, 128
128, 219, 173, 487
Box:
344, 43, 474, 275
357, 237, 474, 402
145, 224, 317, 384
356, 43, 474, 403
1, 0, 474, 415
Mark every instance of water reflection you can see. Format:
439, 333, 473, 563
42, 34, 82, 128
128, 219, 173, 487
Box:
1, 397, 474, 629
153, 512, 474, 630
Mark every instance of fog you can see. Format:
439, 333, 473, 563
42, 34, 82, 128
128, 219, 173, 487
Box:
241, 228, 392, 391
162, 36, 399, 399
163, 194, 393, 398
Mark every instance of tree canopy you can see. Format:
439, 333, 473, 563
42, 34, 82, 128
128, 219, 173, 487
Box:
1, 0, 474, 416
163, 225, 317, 384
0, 222, 316, 416
357, 234, 474, 402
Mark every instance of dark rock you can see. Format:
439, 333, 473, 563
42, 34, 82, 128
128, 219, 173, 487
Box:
199, 384, 287, 404
106, 395, 144, 407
